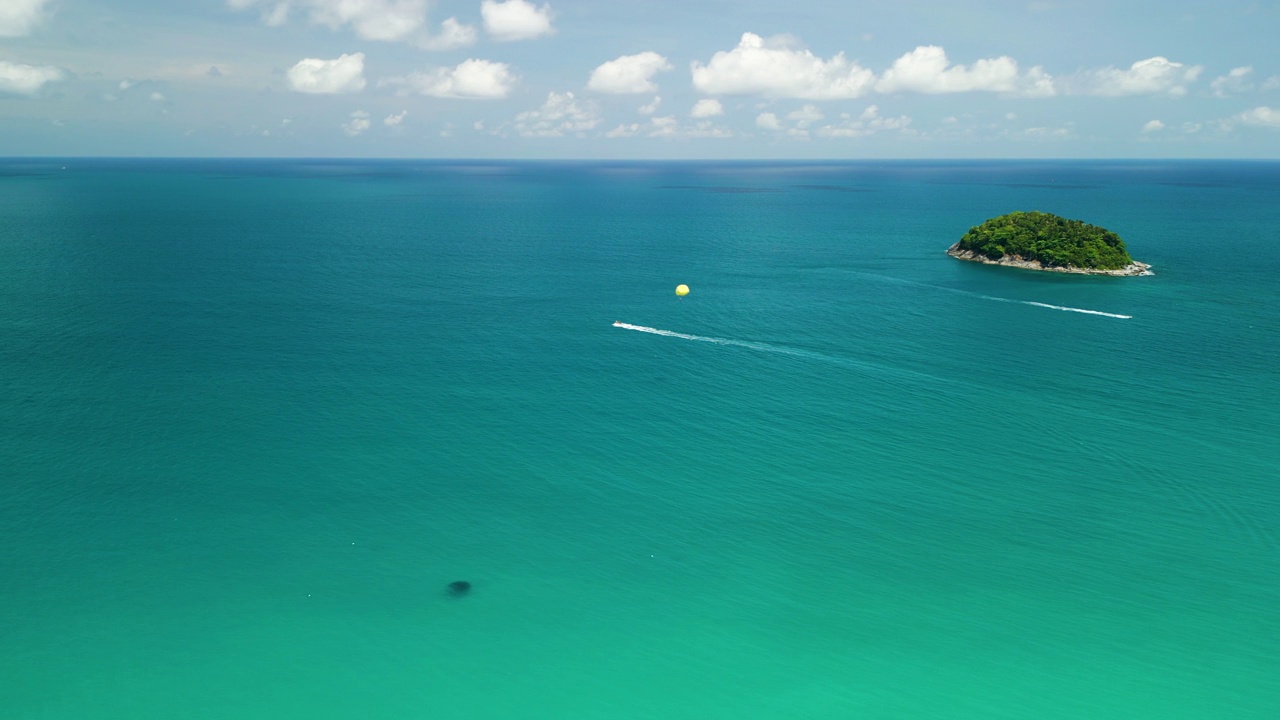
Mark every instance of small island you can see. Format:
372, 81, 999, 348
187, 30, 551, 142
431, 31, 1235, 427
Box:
947, 211, 1151, 276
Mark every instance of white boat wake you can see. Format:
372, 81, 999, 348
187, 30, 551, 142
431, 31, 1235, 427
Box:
979, 296, 1132, 319
609, 321, 950, 386
610, 322, 813, 357
803, 268, 1135, 319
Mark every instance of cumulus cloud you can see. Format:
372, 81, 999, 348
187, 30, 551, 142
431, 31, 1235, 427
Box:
638, 96, 661, 114
1210, 66, 1253, 98
342, 110, 371, 136
781, 105, 821, 137
481, 0, 554, 42
1023, 125, 1073, 139
1141, 119, 1165, 133
815, 105, 912, 138
605, 123, 641, 138
649, 116, 678, 138
687, 121, 732, 138
0, 60, 65, 95
787, 104, 824, 127
0, 0, 52, 37
756, 112, 781, 130
308, 0, 427, 40
690, 98, 723, 118
587, 52, 672, 94
513, 91, 600, 137
230, 0, 424, 41
385, 110, 409, 126
420, 17, 478, 50
619, 116, 729, 140
229, 0, 475, 48
691, 32, 875, 99
150, 91, 166, 102
1077, 56, 1203, 96
1234, 106, 1280, 128
1264, 76, 1280, 91
381, 59, 517, 99
287, 53, 366, 94
876, 45, 1055, 97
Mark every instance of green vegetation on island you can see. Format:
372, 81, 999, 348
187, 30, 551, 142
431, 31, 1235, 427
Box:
951, 211, 1136, 271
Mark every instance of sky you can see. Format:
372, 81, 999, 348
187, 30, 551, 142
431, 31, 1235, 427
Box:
2, 0, 1280, 158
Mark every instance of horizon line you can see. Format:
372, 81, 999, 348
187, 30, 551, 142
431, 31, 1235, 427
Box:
4, 156, 1280, 163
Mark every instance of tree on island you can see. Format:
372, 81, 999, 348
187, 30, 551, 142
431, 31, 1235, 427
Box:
951, 211, 1135, 271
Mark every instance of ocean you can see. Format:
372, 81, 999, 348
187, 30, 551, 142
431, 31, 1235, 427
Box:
2, 159, 1277, 718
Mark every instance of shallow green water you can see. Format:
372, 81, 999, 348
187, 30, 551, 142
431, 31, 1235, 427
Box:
2, 159, 1277, 718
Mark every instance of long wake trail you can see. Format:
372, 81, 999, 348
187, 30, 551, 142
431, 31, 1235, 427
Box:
978, 296, 1132, 319
808, 268, 1134, 319
611, 322, 816, 358
609, 321, 951, 387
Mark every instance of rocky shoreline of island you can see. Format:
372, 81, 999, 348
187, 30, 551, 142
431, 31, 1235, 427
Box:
946, 244, 1153, 276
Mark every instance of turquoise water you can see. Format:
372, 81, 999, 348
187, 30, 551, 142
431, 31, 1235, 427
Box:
2, 159, 1277, 718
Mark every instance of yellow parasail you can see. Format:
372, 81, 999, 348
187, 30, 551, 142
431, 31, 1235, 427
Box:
675, 284, 690, 297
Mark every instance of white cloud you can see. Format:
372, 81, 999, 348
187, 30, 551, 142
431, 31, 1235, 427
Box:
1079, 56, 1203, 96
481, 0, 554, 42
610, 115, 730, 140
418, 17, 478, 50
815, 105, 912, 138
1024, 125, 1073, 138
342, 110, 371, 136
287, 53, 366, 94
1210, 66, 1253, 98
230, 0, 430, 42
1234, 106, 1280, 128
0, 60, 65, 95
261, 2, 289, 26
119, 79, 136, 91
638, 96, 661, 114
787, 104, 824, 127
691, 32, 875, 99
649, 116, 678, 137
1264, 76, 1280, 91
756, 112, 781, 130
513, 91, 600, 137
876, 45, 1054, 96
691, 98, 724, 118
310, 0, 426, 40
150, 92, 166, 102
687, 120, 733, 138
385, 110, 409, 126
1141, 119, 1165, 133
1022, 66, 1057, 98
382, 59, 517, 99
605, 123, 641, 138
0, 0, 52, 37
587, 52, 672, 94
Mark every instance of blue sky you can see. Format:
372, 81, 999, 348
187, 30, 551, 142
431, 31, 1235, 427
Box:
3, 0, 1279, 158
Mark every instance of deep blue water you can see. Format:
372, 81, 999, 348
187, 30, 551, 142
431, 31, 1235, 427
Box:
2, 159, 1278, 718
